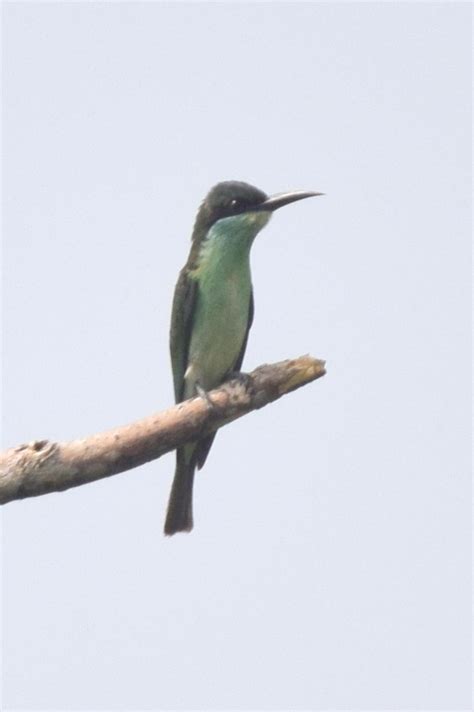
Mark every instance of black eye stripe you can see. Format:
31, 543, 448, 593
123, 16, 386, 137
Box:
229, 198, 252, 213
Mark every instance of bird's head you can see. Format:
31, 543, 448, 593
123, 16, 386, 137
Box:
191, 180, 323, 247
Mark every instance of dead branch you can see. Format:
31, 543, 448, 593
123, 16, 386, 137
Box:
0, 355, 325, 505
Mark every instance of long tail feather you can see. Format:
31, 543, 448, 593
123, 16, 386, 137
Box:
164, 447, 195, 536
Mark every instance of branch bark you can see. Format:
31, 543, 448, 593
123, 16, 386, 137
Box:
0, 355, 325, 505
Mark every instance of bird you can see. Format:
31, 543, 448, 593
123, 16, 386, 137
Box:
165, 180, 322, 535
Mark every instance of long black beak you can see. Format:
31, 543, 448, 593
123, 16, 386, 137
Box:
258, 190, 324, 212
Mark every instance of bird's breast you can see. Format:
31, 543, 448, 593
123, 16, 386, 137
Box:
187, 257, 252, 391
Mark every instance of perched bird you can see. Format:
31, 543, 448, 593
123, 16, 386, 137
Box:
165, 180, 321, 535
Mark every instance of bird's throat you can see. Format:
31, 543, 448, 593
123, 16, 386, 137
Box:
192, 211, 271, 278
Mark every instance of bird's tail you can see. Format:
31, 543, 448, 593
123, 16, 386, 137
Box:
164, 445, 196, 536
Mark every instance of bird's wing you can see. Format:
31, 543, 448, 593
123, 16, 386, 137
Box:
194, 290, 254, 470
233, 289, 254, 372
170, 268, 198, 403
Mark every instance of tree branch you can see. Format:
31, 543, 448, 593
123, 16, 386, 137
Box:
0, 355, 325, 505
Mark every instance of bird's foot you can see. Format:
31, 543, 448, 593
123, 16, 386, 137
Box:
195, 382, 216, 412
226, 371, 255, 395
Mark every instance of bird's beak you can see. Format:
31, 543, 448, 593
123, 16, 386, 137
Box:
258, 190, 324, 212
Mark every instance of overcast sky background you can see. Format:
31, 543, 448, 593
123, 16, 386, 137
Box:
2, 2, 471, 710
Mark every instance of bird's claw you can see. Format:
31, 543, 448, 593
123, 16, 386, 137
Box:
196, 383, 216, 412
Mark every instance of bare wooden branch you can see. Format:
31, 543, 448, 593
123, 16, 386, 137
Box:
0, 355, 325, 505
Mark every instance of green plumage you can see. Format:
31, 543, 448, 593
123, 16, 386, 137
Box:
164, 181, 321, 535
165, 213, 267, 535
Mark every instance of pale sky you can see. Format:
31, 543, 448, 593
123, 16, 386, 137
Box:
2, 2, 471, 709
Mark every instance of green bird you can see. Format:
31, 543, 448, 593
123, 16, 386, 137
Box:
165, 180, 322, 535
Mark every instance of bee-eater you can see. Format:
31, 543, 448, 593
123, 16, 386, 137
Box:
165, 180, 321, 535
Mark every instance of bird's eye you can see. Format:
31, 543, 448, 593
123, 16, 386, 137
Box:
230, 199, 239, 209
